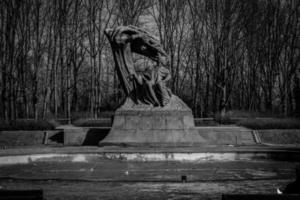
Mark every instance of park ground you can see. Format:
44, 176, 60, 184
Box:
0, 152, 299, 199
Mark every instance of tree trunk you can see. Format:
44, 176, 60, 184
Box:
220, 85, 226, 117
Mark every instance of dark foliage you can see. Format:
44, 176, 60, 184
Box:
238, 118, 300, 129
0, 119, 55, 131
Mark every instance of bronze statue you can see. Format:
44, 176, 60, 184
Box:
104, 26, 172, 107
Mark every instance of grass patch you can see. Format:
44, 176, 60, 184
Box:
224, 110, 282, 118
73, 118, 112, 127
238, 118, 300, 129
0, 119, 55, 131
258, 130, 300, 144
214, 113, 236, 125
194, 118, 218, 126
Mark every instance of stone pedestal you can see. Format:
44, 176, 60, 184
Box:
99, 95, 206, 147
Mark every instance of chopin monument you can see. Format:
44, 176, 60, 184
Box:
100, 26, 203, 146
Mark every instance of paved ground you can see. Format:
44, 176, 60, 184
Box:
0, 144, 299, 199
0, 179, 294, 200
0, 159, 299, 199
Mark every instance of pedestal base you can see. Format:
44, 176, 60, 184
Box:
100, 95, 207, 147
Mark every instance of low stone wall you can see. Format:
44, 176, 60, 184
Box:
0, 127, 111, 147
0, 130, 62, 147
63, 127, 110, 146
258, 129, 300, 145
1, 150, 300, 166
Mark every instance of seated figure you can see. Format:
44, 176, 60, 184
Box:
132, 54, 171, 106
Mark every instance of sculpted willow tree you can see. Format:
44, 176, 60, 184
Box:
104, 25, 172, 107
100, 26, 203, 146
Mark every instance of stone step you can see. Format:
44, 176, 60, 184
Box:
60, 125, 256, 146
100, 128, 256, 147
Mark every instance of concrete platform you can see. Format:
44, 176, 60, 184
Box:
57, 124, 256, 147
100, 126, 257, 147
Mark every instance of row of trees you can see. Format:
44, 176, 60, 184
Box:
0, 0, 299, 120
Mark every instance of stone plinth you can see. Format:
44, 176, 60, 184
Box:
100, 95, 205, 147
99, 95, 257, 147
